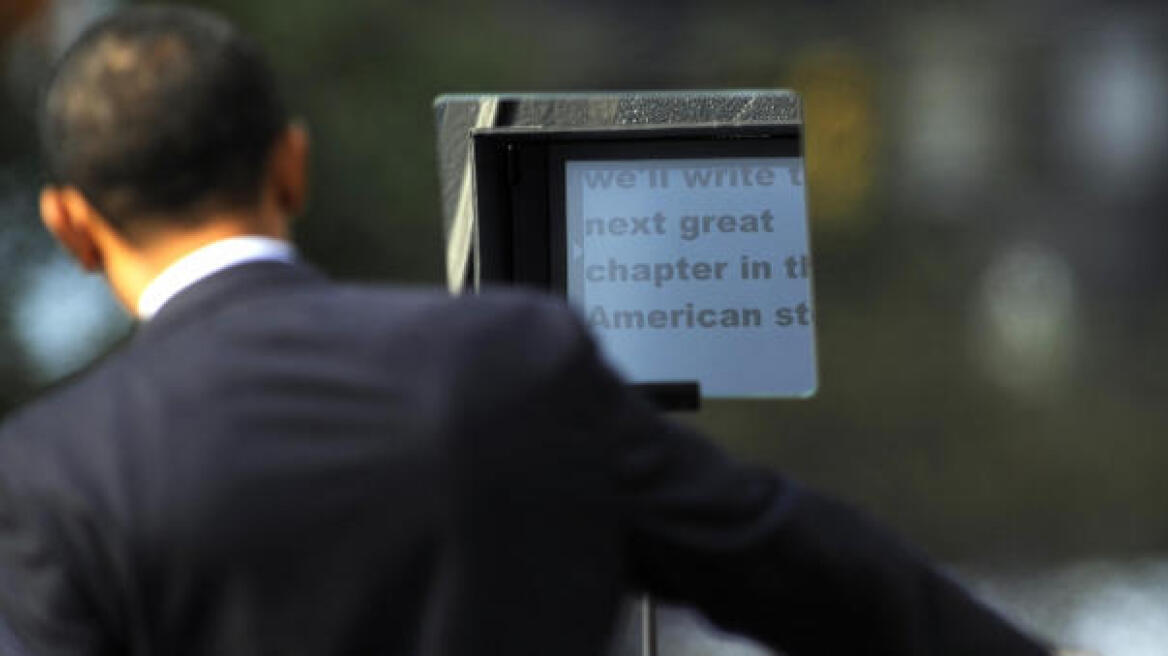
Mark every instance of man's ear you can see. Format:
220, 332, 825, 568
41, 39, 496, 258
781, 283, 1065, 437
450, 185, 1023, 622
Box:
270, 122, 310, 217
39, 186, 105, 272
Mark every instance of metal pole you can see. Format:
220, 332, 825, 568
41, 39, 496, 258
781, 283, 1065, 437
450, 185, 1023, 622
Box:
641, 595, 657, 656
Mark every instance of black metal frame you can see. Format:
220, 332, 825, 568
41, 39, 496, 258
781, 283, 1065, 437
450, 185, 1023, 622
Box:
471, 124, 801, 291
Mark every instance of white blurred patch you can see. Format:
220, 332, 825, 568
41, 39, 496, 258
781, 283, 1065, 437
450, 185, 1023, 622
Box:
973, 243, 1077, 400
1060, 20, 1168, 197
626, 558, 1168, 656
11, 255, 129, 382
895, 14, 1008, 217
969, 559, 1168, 656
1068, 572, 1168, 656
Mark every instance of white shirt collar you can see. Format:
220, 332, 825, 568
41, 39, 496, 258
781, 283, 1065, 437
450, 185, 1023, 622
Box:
136, 236, 297, 321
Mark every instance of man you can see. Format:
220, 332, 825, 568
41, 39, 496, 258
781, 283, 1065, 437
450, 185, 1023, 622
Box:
0, 6, 1052, 656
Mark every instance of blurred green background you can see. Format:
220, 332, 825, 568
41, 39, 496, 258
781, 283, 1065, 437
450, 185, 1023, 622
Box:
3, 1, 1168, 651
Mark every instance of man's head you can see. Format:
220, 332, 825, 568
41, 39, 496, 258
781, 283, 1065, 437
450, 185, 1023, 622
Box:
38, 6, 307, 308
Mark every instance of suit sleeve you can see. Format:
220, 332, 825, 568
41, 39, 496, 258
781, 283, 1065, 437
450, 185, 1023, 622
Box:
0, 444, 114, 656
0, 615, 31, 656
547, 318, 1053, 655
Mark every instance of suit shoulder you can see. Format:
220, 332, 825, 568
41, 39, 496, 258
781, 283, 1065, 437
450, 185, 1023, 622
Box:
448, 287, 588, 336
0, 347, 137, 476
328, 285, 598, 385
331, 284, 589, 345
443, 289, 593, 357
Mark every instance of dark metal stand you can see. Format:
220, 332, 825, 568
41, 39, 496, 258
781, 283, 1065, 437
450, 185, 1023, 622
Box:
641, 595, 657, 656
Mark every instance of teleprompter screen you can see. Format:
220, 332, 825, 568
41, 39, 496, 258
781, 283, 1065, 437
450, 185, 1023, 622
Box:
565, 157, 817, 398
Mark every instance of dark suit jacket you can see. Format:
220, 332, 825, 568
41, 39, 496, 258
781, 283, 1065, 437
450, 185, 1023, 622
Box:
0, 261, 1049, 656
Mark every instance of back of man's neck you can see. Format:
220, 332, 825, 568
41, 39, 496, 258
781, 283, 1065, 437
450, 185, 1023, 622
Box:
135, 234, 297, 321
103, 212, 291, 317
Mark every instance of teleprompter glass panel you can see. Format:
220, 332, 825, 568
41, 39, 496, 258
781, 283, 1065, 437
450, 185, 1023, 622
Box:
565, 157, 817, 398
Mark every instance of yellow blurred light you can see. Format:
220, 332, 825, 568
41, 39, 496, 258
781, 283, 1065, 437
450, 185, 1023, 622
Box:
787, 50, 878, 231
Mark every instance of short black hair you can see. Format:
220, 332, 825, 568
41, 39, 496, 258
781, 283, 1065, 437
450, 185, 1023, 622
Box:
39, 6, 287, 233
